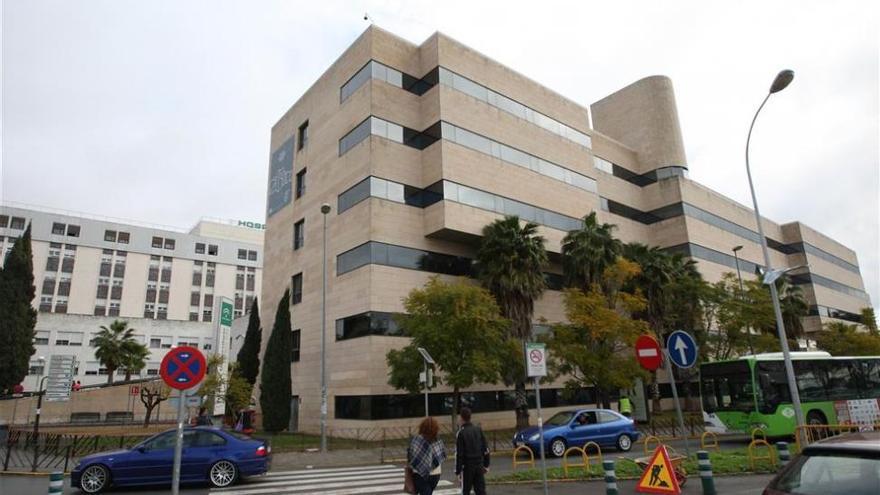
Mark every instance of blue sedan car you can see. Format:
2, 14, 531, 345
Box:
513, 408, 640, 457
71, 427, 270, 493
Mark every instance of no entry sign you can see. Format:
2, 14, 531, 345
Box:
160, 346, 207, 390
635, 335, 662, 371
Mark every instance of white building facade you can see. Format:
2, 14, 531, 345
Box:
0, 204, 264, 390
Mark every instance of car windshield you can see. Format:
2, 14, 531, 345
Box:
770, 453, 880, 495
545, 411, 575, 426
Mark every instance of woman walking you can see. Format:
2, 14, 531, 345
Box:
407, 417, 446, 495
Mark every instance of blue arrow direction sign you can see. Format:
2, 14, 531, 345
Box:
666, 330, 698, 368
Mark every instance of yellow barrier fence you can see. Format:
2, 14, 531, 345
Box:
643, 435, 662, 455
748, 438, 777, 470
583, 441, 604, 474
794, 423, 878, 452
562, 446, 588, 476
512, 444, 535, 471
700, 431, 719, 451
751, 427, 767, 443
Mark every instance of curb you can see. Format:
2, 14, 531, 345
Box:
0, 471, 68, 477
487, 471, 776, 485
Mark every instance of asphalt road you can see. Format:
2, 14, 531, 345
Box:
0, 472, 775, 495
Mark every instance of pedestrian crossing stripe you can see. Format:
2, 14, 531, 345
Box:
635, 445, 681, 494
210, 464, 458, 495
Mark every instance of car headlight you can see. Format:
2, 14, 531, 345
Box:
529, 433, 540, 441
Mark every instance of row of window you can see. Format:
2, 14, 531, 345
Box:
34, 331, 213, 350
665, 242, 869, 301
103, 230, 131, 244
334, 240, 563, 291
338, 116, 597, 195
0, 215, 27, 230
338, 176, 439, 214
440, 121, 597, 193
594, 156, 689, 186
808, 305, 862, 324
335, 387, 597, 420
339, 60, 592, 149
51, 222, 81, 237
600, 198, 860, 276
237, 248, 258, 261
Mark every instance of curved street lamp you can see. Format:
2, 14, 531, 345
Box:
744, 69, 805, 432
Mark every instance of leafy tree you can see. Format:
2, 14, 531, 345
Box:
476, 216, 547, 429
707, 274, 775, 360
0, 226, 37, 393
861, 307, 878, 334
140, 380, 170, 427
260, 290, 293, 433
93, 320, 144, 384
545, 259, 649, 408
236, 298, 262, 385
562, 212, 621, 291
225, 364, 254, 414
120, 340, 150, 381
387, 277, 507, 428
198, 354, 227, 413
776, 278, 808, 339
817, 322, 880, 356
200, 357, 253, 418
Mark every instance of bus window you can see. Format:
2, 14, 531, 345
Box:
795, 361, 828, 402
700, 360, 754, 412
823, 360, 858, 401
755, 361, 791, 413
862, 360, 880, 398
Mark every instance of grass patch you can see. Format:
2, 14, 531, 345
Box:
490, 449, 779, 483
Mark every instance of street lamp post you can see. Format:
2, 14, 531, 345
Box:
32, 357, 48, 472
744, 69, 805, 431
320, 203, 331, 453
417, 348, 435, 418
731, 245, 755, 355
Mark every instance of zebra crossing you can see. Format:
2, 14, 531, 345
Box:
210, 464, 461, 495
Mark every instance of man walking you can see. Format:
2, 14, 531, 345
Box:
455, 407, 490, 495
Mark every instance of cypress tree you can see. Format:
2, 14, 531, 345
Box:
0, 225, 37, 393
259, 290, 292, 432
237, 297, 262, 385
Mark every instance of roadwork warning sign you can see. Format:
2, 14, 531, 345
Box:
635, 445, 681, 494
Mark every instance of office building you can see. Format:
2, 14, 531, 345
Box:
262, 27, 870, 430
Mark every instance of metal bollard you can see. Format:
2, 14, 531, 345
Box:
777, 441, 791, 467
48, 471, 64, 495
603, 459, 618, 495
697, 450, 716, 495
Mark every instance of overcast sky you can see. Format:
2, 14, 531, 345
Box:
2, 0, 878, 309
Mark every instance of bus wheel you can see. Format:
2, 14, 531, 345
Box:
806, 410, 828, 440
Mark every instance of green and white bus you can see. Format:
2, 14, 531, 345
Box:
700, 352, 880, 436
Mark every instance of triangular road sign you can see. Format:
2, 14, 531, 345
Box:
635, 444, 681, 494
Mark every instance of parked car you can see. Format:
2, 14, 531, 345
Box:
71, 426, 270, 493
762, 430, 880, 495
512, 408, 640, 457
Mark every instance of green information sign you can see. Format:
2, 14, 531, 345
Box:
220, 300, 234, 326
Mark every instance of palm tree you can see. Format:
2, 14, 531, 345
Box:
561, 212, 621, 291
94, 320, 144, 384
776, 277, 808, 339
120, 340, 150, 381
476, 216, 548, 430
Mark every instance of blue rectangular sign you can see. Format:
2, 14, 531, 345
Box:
266, 136, 295, 217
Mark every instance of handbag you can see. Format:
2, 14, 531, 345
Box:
403, 466, 416, 494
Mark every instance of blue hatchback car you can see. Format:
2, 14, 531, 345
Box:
71, 427, 270, 493
513, 408, 640, 457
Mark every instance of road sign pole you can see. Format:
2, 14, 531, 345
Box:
663, 348, 691, 457
171, 388, 187, 495
534, 377, 549, 495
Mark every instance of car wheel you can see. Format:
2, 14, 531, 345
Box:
209, 460, 238, 488
550, 438, 567, 457
617, 434, 633, 452
80, 464, 110, 494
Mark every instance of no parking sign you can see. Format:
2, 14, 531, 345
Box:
160, 346, 206, 390
525, 343, 547, 378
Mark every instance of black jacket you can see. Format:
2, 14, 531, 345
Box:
455, 422, 490, 474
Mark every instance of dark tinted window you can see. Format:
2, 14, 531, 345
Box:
291, 330, 301, 362
336, 312, 402, 340
291, 273, 302, 304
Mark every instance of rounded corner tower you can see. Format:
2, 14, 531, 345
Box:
590, 75, 687, 174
